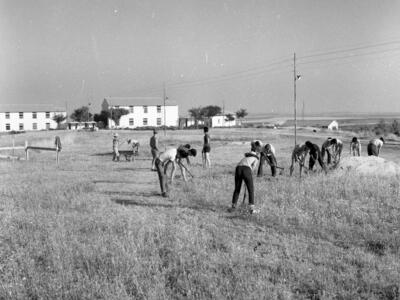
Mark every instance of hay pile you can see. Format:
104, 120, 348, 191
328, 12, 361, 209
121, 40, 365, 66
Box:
335, 156, 400, 177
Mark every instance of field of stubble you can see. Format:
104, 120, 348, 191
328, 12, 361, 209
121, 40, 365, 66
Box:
0, 128, 399, 299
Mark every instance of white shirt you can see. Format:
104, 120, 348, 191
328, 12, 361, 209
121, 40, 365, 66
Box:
369, 138, 383, 149
237, 152, 259, 170
158, 148, 177, 163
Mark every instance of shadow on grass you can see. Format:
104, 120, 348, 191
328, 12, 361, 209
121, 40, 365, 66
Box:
102, 190, 158, 197
93, 179, 152, 184
112, 197, 223, 213
91, 152, 151, 161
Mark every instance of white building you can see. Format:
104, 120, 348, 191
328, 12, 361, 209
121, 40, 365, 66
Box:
102, 97, 179, 128
328, 120, 339, 130
211, 114, 238, 127
0, 104, 66, 132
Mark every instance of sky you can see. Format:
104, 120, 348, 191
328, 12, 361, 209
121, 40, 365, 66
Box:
1, 0, 400, 116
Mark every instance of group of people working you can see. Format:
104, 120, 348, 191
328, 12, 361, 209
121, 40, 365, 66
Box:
111, 129, 386, 214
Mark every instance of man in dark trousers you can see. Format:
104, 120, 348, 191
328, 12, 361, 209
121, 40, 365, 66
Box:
150, 129, 159, 171
229, 151, 260, 214
257, 144, 278, 177
305, 141, 327, 174
202, 127, 211, 168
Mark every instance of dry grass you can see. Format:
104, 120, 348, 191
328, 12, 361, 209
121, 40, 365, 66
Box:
0, 128, 400, 299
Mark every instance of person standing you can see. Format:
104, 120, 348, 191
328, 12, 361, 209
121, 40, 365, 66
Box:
112, 133, 120, 161
202, 126, 211, 168
367, 137, 385, 156
229, 151, 260, 214
150, 129, 159, 171
350, 137, 361, 156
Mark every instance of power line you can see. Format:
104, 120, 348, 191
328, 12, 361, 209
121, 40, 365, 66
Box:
298, 46, 400, 66
298, 39, 400, 61
125, 39, 400, 96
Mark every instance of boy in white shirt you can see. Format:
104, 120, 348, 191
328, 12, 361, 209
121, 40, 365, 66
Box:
367, 137, 384, 156
155, 146, 197, 197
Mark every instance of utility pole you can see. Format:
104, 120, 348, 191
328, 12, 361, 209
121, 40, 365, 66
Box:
293, 53, 301, 146
293, 52, 297, 146
302, 100, 305, 127
163, 82, 167, 136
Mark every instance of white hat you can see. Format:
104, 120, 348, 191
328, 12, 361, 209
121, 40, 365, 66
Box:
113, 133, 118, 137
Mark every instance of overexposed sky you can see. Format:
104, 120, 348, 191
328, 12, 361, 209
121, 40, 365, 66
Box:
1, 0, 400, 115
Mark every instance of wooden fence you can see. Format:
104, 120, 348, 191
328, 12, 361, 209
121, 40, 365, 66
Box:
0, 137, 61, 165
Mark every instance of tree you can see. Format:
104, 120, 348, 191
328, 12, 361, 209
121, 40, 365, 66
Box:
52, 114, 66, 128
236, 108, 248, 127
70, 106, 92, 122
94, 110, 110, 127
110, 108, 129, 127
188, 107, 204, 128
236, 108, 248, 119
225, 113, 235, 127
201, 105, 222, 118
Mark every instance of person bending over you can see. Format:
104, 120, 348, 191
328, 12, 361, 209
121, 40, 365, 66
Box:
250, 140, 263, 153
305, 141, 327, 174
330, 138, 343, 164
367, 137, 384, 157
229, 151, 260, 214
289, 144, 309, 176
155, 146, 197, 197
257, 144, 278, 177
321, 137, 335, 165
350, 137, 361, 156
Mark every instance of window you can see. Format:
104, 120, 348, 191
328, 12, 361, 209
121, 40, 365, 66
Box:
157, 118, 162, 126
19, 112, 23, 119
143, 118, 148, 126
157, 105, 161, 113
5, 124, 10, 131
33, 123, 37, 130
143, 106, 148, 113
129, 118, 134, 126
129, 106, 134, 113
32, 112, 37, 119
46, 123, 50, 129
45, 112, 50, 118
5, 112, 10, 119
19, 123, 24, 131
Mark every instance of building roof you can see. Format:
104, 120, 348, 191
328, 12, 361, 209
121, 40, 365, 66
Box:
0, 104, 66, 113
104, 97, 177, 107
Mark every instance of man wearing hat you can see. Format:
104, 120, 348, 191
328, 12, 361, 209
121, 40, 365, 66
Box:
112, 133, 120, 161
150, 129, 159, 170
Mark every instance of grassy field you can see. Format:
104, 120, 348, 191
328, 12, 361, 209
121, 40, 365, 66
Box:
1, 128, 400, 299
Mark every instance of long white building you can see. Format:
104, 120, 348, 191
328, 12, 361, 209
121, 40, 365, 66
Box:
0, 104, 67, 132
102, 97, 179, 128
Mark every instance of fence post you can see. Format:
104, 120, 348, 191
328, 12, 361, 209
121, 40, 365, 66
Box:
12, 135, 15, 156
25, 141, 29, 161
56, 145, 59, 165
